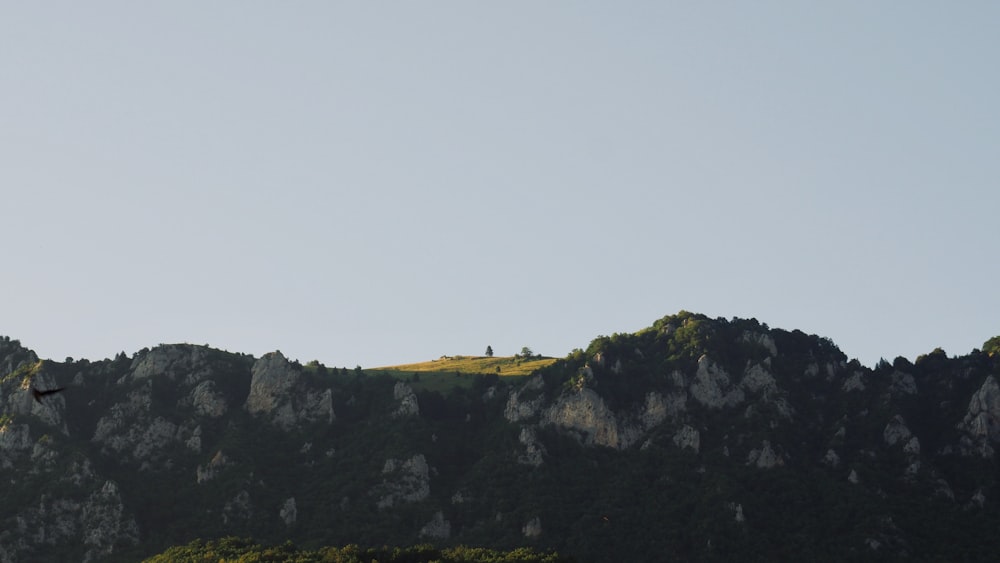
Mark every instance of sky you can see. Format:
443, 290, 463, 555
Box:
2, 2, 998, 369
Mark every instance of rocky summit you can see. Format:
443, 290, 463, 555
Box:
2, 312, 1000, 562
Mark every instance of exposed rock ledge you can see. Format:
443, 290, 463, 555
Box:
958, 376, 1000, 457
244, 352, 334, 429
375, 454, 431, 509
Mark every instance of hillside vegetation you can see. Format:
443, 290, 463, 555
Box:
143, 536, 570, 562
368, 355, 558, 392
2, 313, 1000, 561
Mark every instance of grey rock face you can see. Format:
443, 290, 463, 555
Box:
0, 423, 32, 469
504, 376, 545, 422
0, 480, 139, 563
279, 497, 297, 527
188, 381, 228, 418
740, 331, 778, 357
80, 480, 141, 560
690, 355, 745, 409
185, 425, 203, 452
27, 381, 68, 433
959, 376, 1000, 457
672, 425, 701, 453
842, 371, 867, 392
748, 440, 784, 469
93, 382, 153, 441
0, 339, 38, 376
641, 391, 673, 428
393, 382, 419, 417
90, 350, 234, 464
518, 426, 546, 466
823, 449, 841, 468
419, 511, 451, 539
245, 352, 334, 429
890, 371, 918, 395
542, 387, 633, 449
92, 382, 185, 463
375, 454, 431, 509
130, 344, 212, 385
532, 377, 687, 452
523, 516, 542, 538
0, 360, 67, 432
653, 390, 688, 424
196, 450, 230, 484
883, 415, 913, 447
223, 490, 253, 525
728, 502, 746, 523
245, 352, 299, 421
967, 489, 987, 509
301, 389, 335, 425
742, 363, 793, 418
742, 363, 778, 396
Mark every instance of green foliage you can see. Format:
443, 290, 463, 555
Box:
984, 335, 1000, 357
1, 358, 41, 385
143, 537, 570, 563
6, 314, 1000, 562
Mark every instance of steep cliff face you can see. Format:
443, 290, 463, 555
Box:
0, 479, 139, 563
245, 351, 334, 429
392, 382, 419, 417
374, 454, 432, 509
958, 375, 1000, 456
489, 314, 1000, 559
506, 336, 792, 457
1, 314, 1000, 562
0, 341, 344, 561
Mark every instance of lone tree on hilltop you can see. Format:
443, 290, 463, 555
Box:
485, 345, 494, 357
520, 346, 534, 359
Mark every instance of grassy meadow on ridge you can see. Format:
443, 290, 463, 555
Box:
367, 355, 558, 392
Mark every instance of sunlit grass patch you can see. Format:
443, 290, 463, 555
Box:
368, 355, 557, 392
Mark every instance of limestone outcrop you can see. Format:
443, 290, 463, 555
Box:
419, 511, 450, 539
375, 454, 431, 509
130, 344, 212, 385
747, 440, 784, 469
958, 376, 1000, 456
279, 497, 297, 527
245, 352, 334, 429
0, 479, 139, 563
518, 426, 546, 466
690, 355, 745, 409
504, 375, 545, 422
672, 425, 701, 453
542, 387, 631, 449
393, 382, 419, 417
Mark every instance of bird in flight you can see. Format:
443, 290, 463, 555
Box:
31, 387, 65, 403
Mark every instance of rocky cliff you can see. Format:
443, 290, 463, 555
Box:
1, 314, 999, 562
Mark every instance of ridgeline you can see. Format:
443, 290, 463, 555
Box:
1, 312, 1000, 561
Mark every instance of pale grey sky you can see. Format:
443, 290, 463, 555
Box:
3, 2, 997, 368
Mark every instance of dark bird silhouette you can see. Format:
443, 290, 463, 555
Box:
31, 387, 65, 403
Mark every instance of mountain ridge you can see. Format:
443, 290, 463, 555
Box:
1, 312, 999, 561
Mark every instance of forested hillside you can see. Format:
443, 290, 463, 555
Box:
2, 312, 1000, 561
